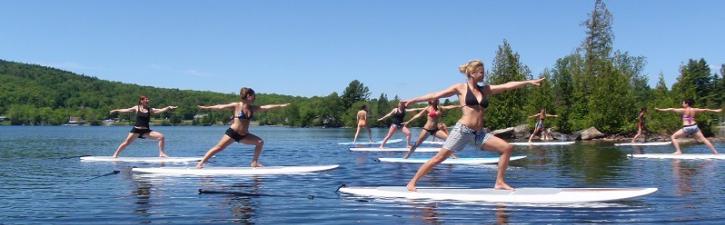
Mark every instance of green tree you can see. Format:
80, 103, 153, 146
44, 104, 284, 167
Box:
588, 62, 635, 133
550, 55, 579, 133
525, 70, 555, 129
374, 93, 390, 127
671, 59, 720, 135
486, 39, 532, 129
341, 80, 370, 110
649, 73, 679, 134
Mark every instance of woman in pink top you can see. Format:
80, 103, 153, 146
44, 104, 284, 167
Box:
402, 99, 460, 158
656, 99, 721, 154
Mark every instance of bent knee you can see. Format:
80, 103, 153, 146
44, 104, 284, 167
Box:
502, 144, 513, 153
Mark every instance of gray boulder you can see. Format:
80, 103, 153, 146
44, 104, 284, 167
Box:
576, 127, 605, 140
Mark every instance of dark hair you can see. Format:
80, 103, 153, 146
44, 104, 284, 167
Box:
138, 95, 148, 105
360, 104, 367, 110
640, 107, 647, 112
684, 99, 694, 107
240, 87, 255, 101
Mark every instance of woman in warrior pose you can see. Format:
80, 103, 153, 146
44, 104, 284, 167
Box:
402, 99, 460, 158
527, 108, 558, 143
377, 102, 420, 148
403, 59, 544, 191
195, 87, 289, 168
110, 96, 177, 158
655, 99, 721, 154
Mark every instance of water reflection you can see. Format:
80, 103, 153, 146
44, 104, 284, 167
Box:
415, 202, 442, 225
557, 144, 627, 184
231, 177, 262, 224
133, 179, 152, 223
671, 159, 711, 196
495, 204, 509, 225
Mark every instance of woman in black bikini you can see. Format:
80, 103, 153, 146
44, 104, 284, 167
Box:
403, 99, 460, 158
377, 102, 419, 148
195, 87, 289, 168
403, 59, 544, 191
110, 96, 178, 158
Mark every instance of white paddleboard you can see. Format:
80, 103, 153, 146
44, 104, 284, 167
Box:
378, 156, 526, 164
132, 164, 339, 175
339, 186, 657, 203
338, 139, 402, 145
510, 141, 575, 146
80, 156, 202, 163
422, 141, 444, 145
630, 154, 725, 160
614, 142, 672, 146
349, 147, 440, 152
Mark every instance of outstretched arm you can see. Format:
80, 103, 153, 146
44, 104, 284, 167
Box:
546, 114, 558, 118
404, 107, 428, 124
489, 78, 545, 95
441, 105, 462, 110
257, 103, 290, 112
404, 84, 460, 107
378, 109, 396, 121
527, 113, 540, 118
110, 106, 137, 114
693, 108, 723, 113
152, 106, 178, 114
405, 107, 426, 112
655, 107, 684, 113
198, 102, 237, 111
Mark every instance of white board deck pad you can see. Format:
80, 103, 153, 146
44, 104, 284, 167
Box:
614, 142, 672, 146
378, 156, 527, 164
80, 156, 202, 163
510, 141, 575, 146
349, 147, 440, 152
630, 154, 725, 160
132, 164, 340, 175
339, 186, 658, 204
338, 139, 402, 145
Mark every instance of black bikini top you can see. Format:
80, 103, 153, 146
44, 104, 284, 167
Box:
236, 104, 254, 121
464, 84, 489, 108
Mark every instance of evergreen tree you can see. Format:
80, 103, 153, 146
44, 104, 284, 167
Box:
582, 0, 614, 79
588, 61, 634, 133
486, 40, 532, 129
341, 80, 370, 110
649, 73, 679, 134
374, 93, 390, 127
613, 50, 649, 106
719, 64, 725, 107
551, 56, 575, 133
525, 70, 555, 129
671, 59, 719, 135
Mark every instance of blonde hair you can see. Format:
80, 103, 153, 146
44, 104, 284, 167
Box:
458, 60, 484, 76
240, 87, 255, 101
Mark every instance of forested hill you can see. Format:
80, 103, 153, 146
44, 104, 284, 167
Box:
0, 59, 308, 126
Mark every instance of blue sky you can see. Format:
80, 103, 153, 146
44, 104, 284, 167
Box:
1, 1, 723, 99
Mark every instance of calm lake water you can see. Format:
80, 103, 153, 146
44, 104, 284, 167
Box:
1, 126, 723, 224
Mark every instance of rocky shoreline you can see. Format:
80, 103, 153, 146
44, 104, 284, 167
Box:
492, 125, 724, 143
